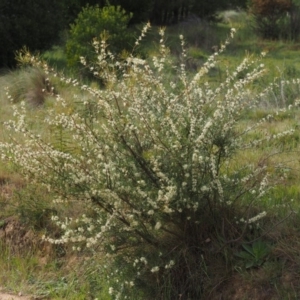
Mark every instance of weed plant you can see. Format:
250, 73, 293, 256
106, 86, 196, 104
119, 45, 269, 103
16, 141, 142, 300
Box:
0, 24, 299, 299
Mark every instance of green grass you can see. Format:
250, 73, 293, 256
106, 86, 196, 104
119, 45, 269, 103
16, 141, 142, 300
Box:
0, 242, 111, 299
42, 46, 68, 71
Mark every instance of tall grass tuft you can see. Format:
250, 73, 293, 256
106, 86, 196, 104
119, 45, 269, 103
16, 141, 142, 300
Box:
2, 66, 55, 107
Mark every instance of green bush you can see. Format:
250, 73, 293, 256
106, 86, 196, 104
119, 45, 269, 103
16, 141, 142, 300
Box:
66, 5, 133, 69
1, 27, 297, 299
249, 0, 293, 40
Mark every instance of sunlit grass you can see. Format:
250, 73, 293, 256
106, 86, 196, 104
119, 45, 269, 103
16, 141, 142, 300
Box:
0, 242, 111, 299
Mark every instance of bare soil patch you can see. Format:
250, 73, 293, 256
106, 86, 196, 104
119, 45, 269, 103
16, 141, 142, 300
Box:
0, 288, 32, 300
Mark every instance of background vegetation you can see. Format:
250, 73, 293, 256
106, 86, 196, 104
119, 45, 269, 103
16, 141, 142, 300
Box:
1, 0, 247, 68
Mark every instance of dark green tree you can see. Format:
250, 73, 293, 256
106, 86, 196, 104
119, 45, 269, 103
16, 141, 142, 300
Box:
0, 0, 66, 68
149, 0, 247, 25
107, 0, 153, 24
65, 5, 133, 68
249, 0, 292, 40
71, 0, 248, 25
62, 0, 107, 25
289, 0, 300, 40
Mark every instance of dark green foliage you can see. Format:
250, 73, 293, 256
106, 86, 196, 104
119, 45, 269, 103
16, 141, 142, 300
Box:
61, 0, 109, 25
66, 0, 249, 26
0, 0, 66, 68
249, 0, 300, 40
289, 1, 300, 40
108, 0, 153, 24
146, 0, 246, 24
236, 240, 270, 269
149, 0, 236, 25
0, 0, 250, 68
65, 5, 133, 69
250, 0, 291, 40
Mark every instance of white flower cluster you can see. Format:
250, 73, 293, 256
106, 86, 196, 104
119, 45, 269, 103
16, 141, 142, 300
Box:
248, 211, 267, 224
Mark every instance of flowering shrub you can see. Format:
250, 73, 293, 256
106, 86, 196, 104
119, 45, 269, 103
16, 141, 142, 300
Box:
0, 25, 297, 298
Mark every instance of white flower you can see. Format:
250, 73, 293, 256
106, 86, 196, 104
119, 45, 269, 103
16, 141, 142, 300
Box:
165, 260, 175, 269
155, 222, 162, 230
151, 266, 159, 273
248, 211, 267, 224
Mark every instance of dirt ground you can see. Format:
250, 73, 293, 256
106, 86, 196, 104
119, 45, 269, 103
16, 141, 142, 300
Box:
0, 290, 31, 300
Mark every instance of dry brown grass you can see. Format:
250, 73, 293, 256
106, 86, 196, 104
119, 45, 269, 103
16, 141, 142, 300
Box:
0, 67, 56, 107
